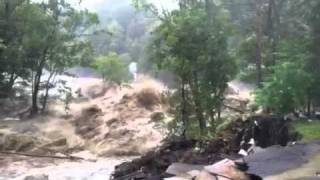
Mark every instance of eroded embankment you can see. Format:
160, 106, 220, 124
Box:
111, 115, 299, 180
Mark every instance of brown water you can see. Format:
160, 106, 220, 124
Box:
0, 152, 133, 180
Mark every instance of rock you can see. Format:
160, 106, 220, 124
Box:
194, 171, 217, 180
166, 163, 203, 177
166, 159, 259, 180
24, 174, 48, 180
204, 159, 249, 180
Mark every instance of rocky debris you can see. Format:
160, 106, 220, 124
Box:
112, 115, 299, 180
111, 139, 198, 180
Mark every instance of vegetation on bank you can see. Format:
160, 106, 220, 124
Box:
135, 0, 320, 139
293, 121, 320, 142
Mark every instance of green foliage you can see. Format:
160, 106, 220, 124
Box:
149, 3, 236, 136
92, 52, 130, 84
255, 62, 310, 114
254, 37, 314, 114
293, 121, 320, 142
0, 0, 98, 114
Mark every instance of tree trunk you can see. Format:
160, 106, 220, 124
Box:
41, 71, 56, 113
190, 71, 206, 136
254, 0, 264, 88
30, 69, 41, 115
30, 48, 48, 116
180, 77, 188, 138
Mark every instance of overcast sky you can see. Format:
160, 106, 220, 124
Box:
82, 0, 177, 11
33, 0, 178, 12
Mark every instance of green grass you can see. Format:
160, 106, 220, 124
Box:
293, 120, 320, 142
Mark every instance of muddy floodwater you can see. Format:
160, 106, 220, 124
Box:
0, 156, 132, 180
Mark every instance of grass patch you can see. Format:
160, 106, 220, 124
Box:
293, 120, 320, 142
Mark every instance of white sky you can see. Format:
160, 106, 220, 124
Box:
32, 0, 178, 12
82, 0, 177, 11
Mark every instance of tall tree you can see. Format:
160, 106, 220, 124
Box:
149, 0, 236, 137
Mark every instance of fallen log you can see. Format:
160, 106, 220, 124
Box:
0, 151, 90, 161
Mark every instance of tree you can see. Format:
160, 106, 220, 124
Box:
0, 0, 31, 96
149, 0, 236, 137
255, 38, 311, 114
92, 52, 130, 84
1, 0, 99, 114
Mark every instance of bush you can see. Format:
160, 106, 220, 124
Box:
255, 62, 310, 114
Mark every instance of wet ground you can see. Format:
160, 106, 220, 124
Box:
245, 141, 320, 179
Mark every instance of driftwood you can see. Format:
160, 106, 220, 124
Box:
0, 151, 89, 161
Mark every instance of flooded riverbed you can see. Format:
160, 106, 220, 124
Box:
0, 153, 133, 180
